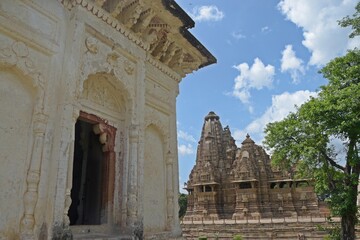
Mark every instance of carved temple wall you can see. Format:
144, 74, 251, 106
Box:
0, 0, 215, 239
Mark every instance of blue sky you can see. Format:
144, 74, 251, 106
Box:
175, 0, 360, 193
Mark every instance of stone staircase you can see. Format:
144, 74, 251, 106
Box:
72, 233, 132, 240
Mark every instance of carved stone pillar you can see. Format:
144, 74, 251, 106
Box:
127, 124, 139, 227
63, 106, 80, 226
20, 112, 48, 239
166, 151, 174, 229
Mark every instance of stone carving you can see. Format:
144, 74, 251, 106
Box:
184, 112, 328, 220
79, 37, 136, 103
58, 0, 212, 78
0, 0, 214, 238
85, 36, 99, 54
0, 41, 45, 93
124, 60, 135, 75
0, 40, 48, 238
81, 74, 125, 112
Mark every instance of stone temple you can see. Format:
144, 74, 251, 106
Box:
0, 0, 215, 239
184, 112, 328, 220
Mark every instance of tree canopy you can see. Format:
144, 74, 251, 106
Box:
339, 2, 360, 38
264, 49, 360, 240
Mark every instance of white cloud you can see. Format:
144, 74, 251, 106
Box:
178, 144, 195, 156
278, 0, 360, 66
281, 44, 305, 83
190, 5, 224, 22
233, 90, 317, 145
261, 26, 271, 33
178, 130, 197, 143
232, 58, 275, 104
232, 31, 246, 39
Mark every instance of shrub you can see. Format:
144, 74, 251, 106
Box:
233, 235, 243, 240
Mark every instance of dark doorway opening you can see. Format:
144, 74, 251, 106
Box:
68, 119, 104, 225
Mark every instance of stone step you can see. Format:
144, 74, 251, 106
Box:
73, 233, 132, 240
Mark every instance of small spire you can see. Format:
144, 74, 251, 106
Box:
242, 133, 254, 145
204, 111, 220, 121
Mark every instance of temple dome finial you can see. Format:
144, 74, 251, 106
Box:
242, 133, 255, 145
204, 111, 219, 121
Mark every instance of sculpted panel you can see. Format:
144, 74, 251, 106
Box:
78, 32, 137, 102
0, 71, 35, 239
81, 74, 126, 113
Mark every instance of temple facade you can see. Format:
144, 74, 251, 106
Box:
0, 0, 215, 239
184, 112, 328, 220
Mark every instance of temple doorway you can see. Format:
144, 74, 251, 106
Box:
68, 110, 117, 226
68, 119, 104, 225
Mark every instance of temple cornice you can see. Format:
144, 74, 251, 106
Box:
58, 0, 216, 79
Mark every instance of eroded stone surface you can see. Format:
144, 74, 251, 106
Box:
0, 0, 214, 239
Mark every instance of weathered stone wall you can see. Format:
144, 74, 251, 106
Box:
0, 0, 214, 239
181, 218, 343, 240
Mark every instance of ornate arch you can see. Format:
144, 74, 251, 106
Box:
0, 41, 45, 113
144, 108, 169, 143
76, 36, 136, 107
81, 73, 131, 115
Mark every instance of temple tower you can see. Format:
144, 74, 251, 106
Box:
184, 112, 328, 221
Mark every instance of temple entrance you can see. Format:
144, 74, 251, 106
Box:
68, 119, 104, 225
68, 111, 117, 226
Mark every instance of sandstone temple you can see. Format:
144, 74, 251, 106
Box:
0, 0, 215, 239
184, 112, 328, 220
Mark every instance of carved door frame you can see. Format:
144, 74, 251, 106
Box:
77, 111, 117, 224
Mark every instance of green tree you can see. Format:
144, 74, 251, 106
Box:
339, 2, 360, 38
264, 49, 360, 240
178, 193, 188, 219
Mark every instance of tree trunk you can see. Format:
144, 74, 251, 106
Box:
341, 213, 356, 240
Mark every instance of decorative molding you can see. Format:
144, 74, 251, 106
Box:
146, 54, 181, 81
0, 41, 45, 96
57, 0, 200, 81
78, 35, 136, 105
